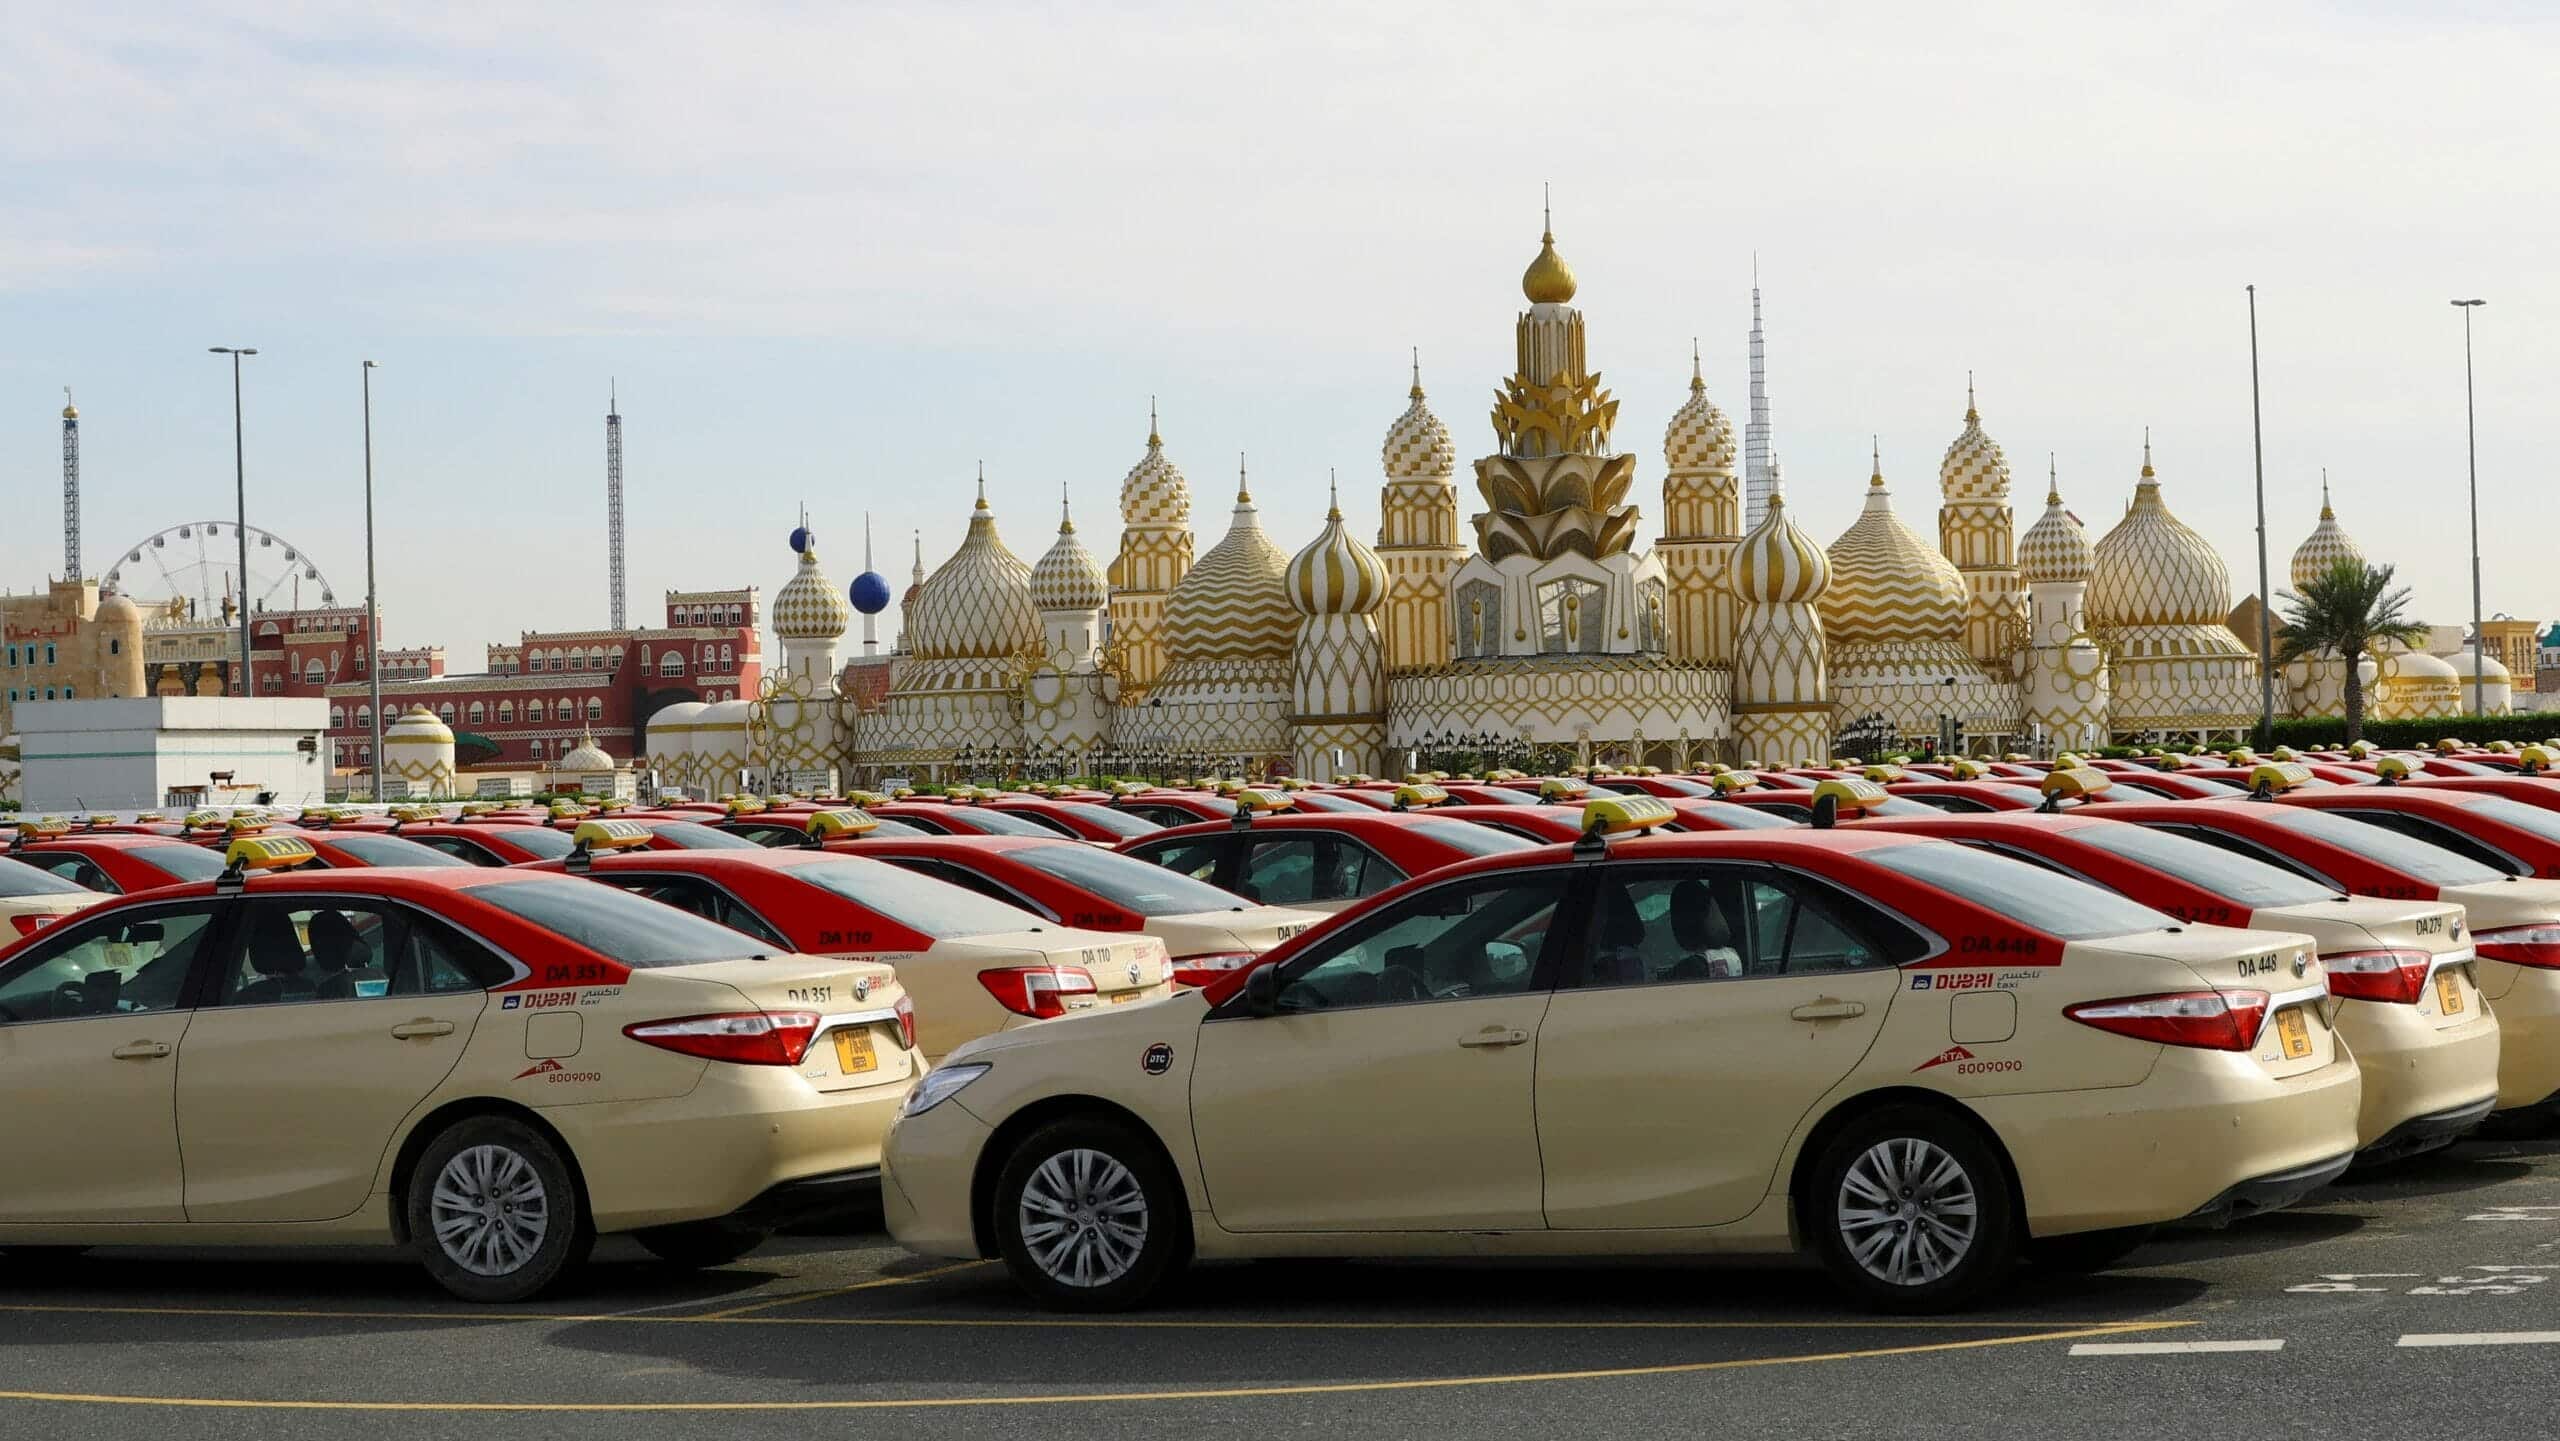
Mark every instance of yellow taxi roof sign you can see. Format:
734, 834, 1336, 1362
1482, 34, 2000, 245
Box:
571, 819, 653, 853
1579, 794, 1676, 841
181, 808, 223, 829
2154, 751, 2190, 770
2436, 737, 2465, 754
1392, 783, 1449, 810
2039, 766, 2113, 801
2249, 761, 2315, 795
549, 800, 591, 818
1231, 787, 1294, 814
23, 815, 74, 837
2345, 740, 2376, 758
223, 833, 317, 875
131, 811, 166, 824
1861, 764, 1908, 783
2374, 754, 2426, 782
847, 788, 892, 806
1811, 778, 1891, 812
2518, 744, 2557, 773
1538, 777, 1591, 802
806, 807, 880, 839
2486, 739, 2518, 754
2269, 745, 2301, 761
1710, 770, 1759, 793
1947, 758, 1987, 780
724, 796, 767, 815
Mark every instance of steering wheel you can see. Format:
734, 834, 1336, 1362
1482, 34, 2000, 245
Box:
51, 981, 89, 1018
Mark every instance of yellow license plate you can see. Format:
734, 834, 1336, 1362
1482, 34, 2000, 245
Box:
1110, 990, 1143, 1004
833, 1028, 878, 1075
2276, 1008, 2312, 1060
2437, 971, 2466, 1015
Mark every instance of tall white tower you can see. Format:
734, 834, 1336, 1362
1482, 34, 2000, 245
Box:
1743, 265, 1775, 531
606, 383, 627, 629
60, 389, 81, 582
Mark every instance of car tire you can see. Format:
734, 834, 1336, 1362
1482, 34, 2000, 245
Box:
406, 1116, 593, 1304
1806, 1104, 2018, 1313
634, 1220, 768, 1270
2029, 1225, 2156, 1274
991, 1115, 1189, 1312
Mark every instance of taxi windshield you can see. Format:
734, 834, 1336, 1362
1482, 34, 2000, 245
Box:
789, 858, 1046, 939
130, 844, 229, 882
1409, 820, 1539, 857
945, 808, 1065, 838
0, 856, 93, 896
321, 834, 476, 868
644, 821, 762, 850
1007, 844, 1248, 916
2252, 807, 2502, 886
479, 826, 575, 859
1678, 804, 1792, 831
1049, 804, 1159, 838
466, 877, 769, 965
2454, 796, 2560, 847
1865, 841, 2179, 940
2067, 822, 2337, 907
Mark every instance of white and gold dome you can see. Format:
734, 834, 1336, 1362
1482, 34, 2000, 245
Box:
773, 537, 852, 642
2088, 439, 2236, 629
2018, 465, 2094, 585
1729, 490, 1829, 605
910, 478, 1042, 664
1382, 359, 1456, 480
1163, 463, 1294, 663
1938, 381, 2010, 502
558, 730, 615, 773
1663, 351, 1736, 475
1118, 407, 1191, 529
1821, 450, 1969, 643
1028, 491, 1110, 613
2288, 476, 2365, 592
1287, 478, 1388, 617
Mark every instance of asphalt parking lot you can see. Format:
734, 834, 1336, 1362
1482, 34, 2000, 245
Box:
10, 1134, 2560, 1440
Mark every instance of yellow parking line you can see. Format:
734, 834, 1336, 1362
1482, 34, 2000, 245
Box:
688, 1260, 992, 1319
0, 1320, 2187, 1411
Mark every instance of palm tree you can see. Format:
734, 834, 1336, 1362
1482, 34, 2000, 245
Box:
2276, 559, 2428, 744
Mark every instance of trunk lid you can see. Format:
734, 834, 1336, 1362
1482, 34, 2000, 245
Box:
977, 927, 1173, 1007
2104, 923, 2336, 1079
645, 952, 914, 1092
2254, 895, 2478, 1027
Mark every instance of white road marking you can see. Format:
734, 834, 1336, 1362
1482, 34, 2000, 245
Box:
2070, 1340, 2285, 1356
2397, 1332, 2560, 1348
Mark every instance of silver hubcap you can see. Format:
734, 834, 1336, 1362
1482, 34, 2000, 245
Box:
430, 1144, 549, 1278
1018, 1147, 1148, 1288
1837, 1137, 1978, 1287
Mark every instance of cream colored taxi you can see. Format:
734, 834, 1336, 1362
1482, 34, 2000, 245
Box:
0, 829, 921, 1302
886, 799, 2364, 1312
0, 821, 111, 936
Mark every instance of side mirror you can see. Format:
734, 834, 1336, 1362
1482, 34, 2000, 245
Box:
1244, 963, 1280, 1018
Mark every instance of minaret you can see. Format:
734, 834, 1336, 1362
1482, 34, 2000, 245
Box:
1659, 340, 1741, 665
1029, 485, 1110, 666
60, 389, 81, 582
1288, 472, 1390, 778
605, 383, 626, 629
860, 513, 880, 655
1743, 262, 1775, 531
2017, 458, 2108, 751
1374, 351, 1465, 670
894, 530, 927, 655
1728, 470, 1832, 768
1937, 375, 2025, 679
1106, 400, 1194, 699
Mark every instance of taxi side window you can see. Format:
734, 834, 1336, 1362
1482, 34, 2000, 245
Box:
1745, 872, 1912, 975
1272, 874, 1569, 1011
28, 854, 118, 894
217, 900, 407, 1006
0, 906, 220, 1022
1236, 835, 1401, 907
876, 859, 1062, 922
1128, 838, 1226, 884
1570, 865, 1912, 987
885, 813, 954, 835
2151, 826, 2337, 889
736, 824, 802, 849
603, 877, 792, 950
397, 917, 513, 994
416, 836, 501, 866
2335, 811, 2527, 877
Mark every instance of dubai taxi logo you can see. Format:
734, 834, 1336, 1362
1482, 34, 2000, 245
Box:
1913, 1046, 1976, 1072
1909, 971, 2035, 992
1914, 1044, 2023, 1077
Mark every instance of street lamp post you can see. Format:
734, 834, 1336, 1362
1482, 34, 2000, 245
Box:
362, 360, 383, 800
2245, 287, 2274, 751
2453, 299, 2487, 715
209, 347, 257, 696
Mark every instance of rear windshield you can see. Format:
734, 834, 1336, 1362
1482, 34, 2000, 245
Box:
1460, 786, 1541, 806
2453, 796, 2560, 847
2253, 807, 2502, 886
1673, 804, 1792, 831
947, 808, 1069, 838
645, 821, 762, 850
1053, 803, 1159, 838
0, 857, 93, 897
788, 857, 1047, 939
322, 834, 476, 869
130, 844, 229, 883
1006, 843, 1247, 916
466, 878, 769, 965
1410, 819, 1539, 857
479, 826, 575, 859
1280, 791, 1364, 813
1865, 841, 2179, 940
1647, 777, 1717, 798
2068, 822, 2337, 907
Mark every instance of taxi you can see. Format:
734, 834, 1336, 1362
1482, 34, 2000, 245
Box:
1107, 790, 1243, 827
388, 821, 583, 866
2272, 781, 2560, 879
718, 810, 935, 846
1880, 782, 2046, 814
1869, 777, 2497, 1162
0, 829, 920, 1301
845, 835, 1324, 989
526, 832, 1172, 1062
979, 796, 1167, 844
0, 849, 107, 937
1115, 788, 1536, 913
885, 799, 2361, 1312
871, 801, 1080, 841
11, 831, 234, 894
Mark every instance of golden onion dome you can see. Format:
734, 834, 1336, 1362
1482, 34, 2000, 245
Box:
1938, 379, 2010, 502
2288, 475, 2366, 592
1522, 225, 1577, 305
1028, 491, 1110, 612
1663, 346, 1736, 474
1118, 406, 1191, 528
2087, 438, 2236, 629
2017, 463, 2094, 585
1820, 451, 1969, 643
911, 479, 1042, 662
1286, 478, 1388, 617
772, 536, 853, 641
1728, 490, 1830, 605
1165, 465, 1294, 661
1381, 356, 1455, 480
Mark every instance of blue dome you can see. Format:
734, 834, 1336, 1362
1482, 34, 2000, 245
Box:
850, 571, 893, 615
789, 526, 812, 555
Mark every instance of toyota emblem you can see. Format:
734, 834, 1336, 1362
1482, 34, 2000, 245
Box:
853, 975, 872, 1001
1127, 960, 1142, 987
2291, 954, 2309, 978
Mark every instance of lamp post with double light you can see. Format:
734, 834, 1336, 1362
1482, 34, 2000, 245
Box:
209, 347, 257, 696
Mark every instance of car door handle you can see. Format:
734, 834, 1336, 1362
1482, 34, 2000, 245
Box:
390, 1019, 456, 1040
110, 1040, 172, 1061
1457, 1027, 1530, 1049
1789, 999, 1867, 1022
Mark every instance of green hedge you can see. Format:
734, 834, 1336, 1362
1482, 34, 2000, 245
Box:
2265, 714, 2560, 750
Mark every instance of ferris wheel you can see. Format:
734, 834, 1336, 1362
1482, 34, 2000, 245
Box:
102, 522, 338, 621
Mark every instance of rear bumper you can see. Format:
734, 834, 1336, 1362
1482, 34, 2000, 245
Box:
725, 1166, 883, 1229
551, 1070, 907, 1233
2331, 997, 2500, 1149
2485, 964, 2560, 1112
2352, 1096, 2497, 1167
2181, 1148, 2355, 1225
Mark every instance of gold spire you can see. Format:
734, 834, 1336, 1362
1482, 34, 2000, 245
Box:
1409, 348, 1424, 400
1059, 482, 1074, 534
60, 386, 76, 420
2047, 453, 2061, 506
2320, 468, 2334, 520
1690, 337, 1704, 393
2141, 428, 2155, 479
1147, 396, 1160, 449
1965, 372, 1978, 423
1870, 437, 1884, 489
1236, 453, 1251, 506
1521, 185, 1577, 305
1327, 468, 1342, 520
975, 462, 988, 511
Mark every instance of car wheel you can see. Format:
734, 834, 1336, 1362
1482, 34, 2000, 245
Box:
992, 1116, 1189, 1311
634, 1220, 768, 1270
2029, 1225, 2156, 1274
1808, 1105, 2018, 1312
406, 1116, 593, 1303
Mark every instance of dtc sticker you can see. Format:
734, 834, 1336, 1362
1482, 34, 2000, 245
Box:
1141, 1042, 1174, 1076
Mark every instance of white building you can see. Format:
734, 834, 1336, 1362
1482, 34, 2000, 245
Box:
14, 697, 329, 811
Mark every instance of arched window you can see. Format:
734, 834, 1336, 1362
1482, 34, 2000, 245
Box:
498, 701, 515, 724
438, 703, 456, 724
355, 706, 372, 730
720, 643, 733, 667
45, 643, 56, 665
258, 622, 280, 639
639, 645, 651, 669
108, 638, 120, 656
467, 702, 486, 725
609, 648, 622, 671
330, 706, 345, 728
567, 652, 584, 672
585, 697, 604, 721
660, 653, 684, 676
530, 738, 545, 758
526, 700, 546, 724
304, 660, 325, 685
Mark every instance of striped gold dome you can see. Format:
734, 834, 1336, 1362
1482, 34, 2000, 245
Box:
1821, 457, 1968, 643
2088, 442, 2235, 629
2018, 471, 2094, 585
1029, 493, 1110, 612
2288, 479, 2365, 592
773, 538, 852, 641
1382, 360, 1455, 479
1119, 412, 1192, 528
1728, 491, 1830, 605
1165, 470, 1293, 662
911, 484, 1041, 662
1663, 352, 1735, 474
1938, 382, 2010, 502
1287, 482, 1388, 617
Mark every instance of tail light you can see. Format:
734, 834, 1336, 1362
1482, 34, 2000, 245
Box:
2066, 990, 2269, 1051
9, 914, 60, 938
893, 993, 917, 1050
624, 1010, 820, 1065
2322, 949, 2432, 1003
1171, 952, 1256, 989
976, 965, 1096, 1019
2474, 925, 2560, 970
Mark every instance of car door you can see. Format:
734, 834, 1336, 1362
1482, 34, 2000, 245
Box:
174, 897, 498, 1222
586, 873, 796, 949
1231, 833, 1403, 912
1123, 834, 1234, 888
23, 851, 120, 894
1533, 862, 1910, 1229
1188, 870, 1575, 1232
0, 901, 227, 1222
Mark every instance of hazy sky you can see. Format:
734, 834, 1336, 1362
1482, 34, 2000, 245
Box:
3, 1, 2548, 663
